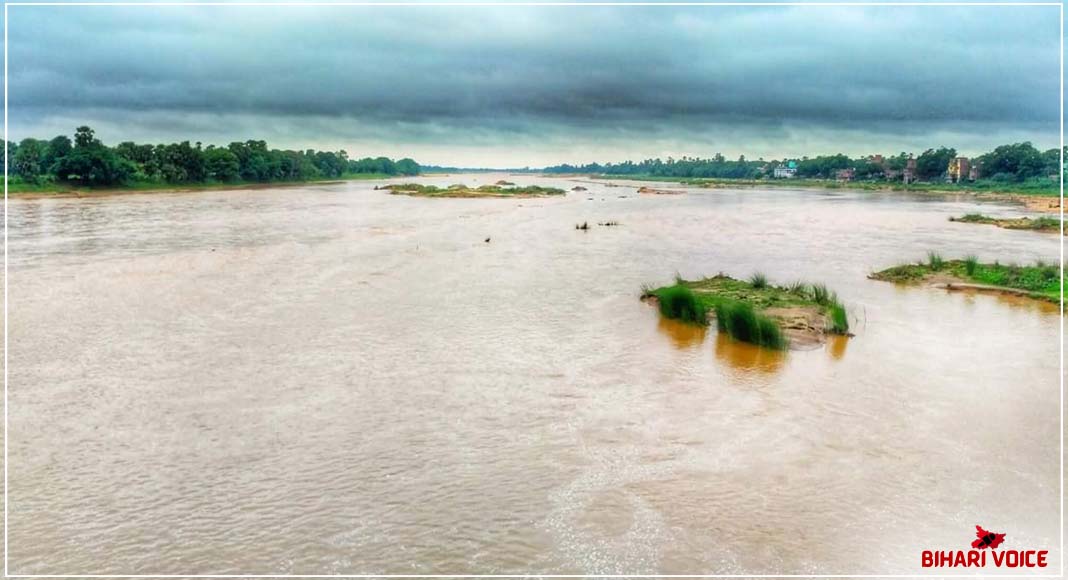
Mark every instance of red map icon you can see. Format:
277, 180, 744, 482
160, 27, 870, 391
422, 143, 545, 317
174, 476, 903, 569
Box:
971, 525, 1006, 550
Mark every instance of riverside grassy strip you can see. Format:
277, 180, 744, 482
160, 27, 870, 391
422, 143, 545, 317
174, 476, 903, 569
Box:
870, 253, 1063, 303
641, 274, 849, 350
949, 213, 1060, 233
382, 183, 565, 197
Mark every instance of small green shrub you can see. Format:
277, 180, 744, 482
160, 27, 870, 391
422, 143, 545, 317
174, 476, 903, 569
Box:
828, 302, 849, 334
927, 251, 945, 271
749, 272, 768, 289
810, 283, 833, 306
1031, 217, 1060, 230
964, 255, 979, 276
657, 285, 709, 326
714, 301, 787, 350
786, 280, 807, 295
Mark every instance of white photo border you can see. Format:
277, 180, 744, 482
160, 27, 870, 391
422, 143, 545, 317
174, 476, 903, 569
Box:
2, 2, 1059, 576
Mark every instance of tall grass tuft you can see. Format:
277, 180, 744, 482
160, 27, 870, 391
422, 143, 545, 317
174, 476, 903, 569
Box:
787, 280, 807, 295
749, 272, 769, 289
657, 285, 709, 326
714, 301, 787, 350
810, 283, 833, 306
964, 255, 979, 276
927, 251, 945, 271
827, 301, 849, 334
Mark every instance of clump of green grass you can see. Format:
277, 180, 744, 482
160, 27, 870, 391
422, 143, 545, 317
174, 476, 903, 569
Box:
387, 183, 564, 197
810, 283, 833, 306
1030, 216, 1060, 230
955, 213, 989, 223
827, 301, 849, 334
657, 284, 709, 326
714, 301, 787, 350
927, 251, 945, 271
786, 280, 807, 294
871, 256, 1064, 303
749, 272, 768, 289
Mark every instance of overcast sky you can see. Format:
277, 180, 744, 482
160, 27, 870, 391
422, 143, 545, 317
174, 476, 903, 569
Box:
6, 2, 1062, 167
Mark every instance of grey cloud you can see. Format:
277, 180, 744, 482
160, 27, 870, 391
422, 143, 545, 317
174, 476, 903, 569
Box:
5, 3, 1061, 165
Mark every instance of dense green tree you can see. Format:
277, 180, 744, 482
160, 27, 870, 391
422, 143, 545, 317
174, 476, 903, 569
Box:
44, 135, 73, 172
395, 158, 421, 176
974, 142, 1046, 182
204, 146, 241, 182
54, 127, 133, 185
13, 138, 47, 182
915, 147, 956, 180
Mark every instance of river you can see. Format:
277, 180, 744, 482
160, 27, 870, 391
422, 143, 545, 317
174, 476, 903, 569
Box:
6, 175, 1061, 574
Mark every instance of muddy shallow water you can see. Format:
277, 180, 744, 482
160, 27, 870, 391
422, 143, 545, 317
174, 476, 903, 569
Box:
6, 175, 1061, 574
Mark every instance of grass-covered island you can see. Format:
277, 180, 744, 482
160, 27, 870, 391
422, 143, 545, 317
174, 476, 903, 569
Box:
949, 213, 1060, 233
641, 274, 850, 350
870, 252, 1063, 303
381, 183, 565, 198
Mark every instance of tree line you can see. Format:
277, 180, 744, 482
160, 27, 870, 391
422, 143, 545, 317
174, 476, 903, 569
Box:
543, 142, 1063, 183
5, 126, 421, 187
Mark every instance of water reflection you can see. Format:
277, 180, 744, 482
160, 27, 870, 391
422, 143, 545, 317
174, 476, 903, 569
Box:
713, 333, 786, 374
827, 334, 849, 360
655, 316, 707, 349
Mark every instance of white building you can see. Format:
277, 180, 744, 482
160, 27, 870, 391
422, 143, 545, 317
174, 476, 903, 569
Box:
773, 165, 797, 178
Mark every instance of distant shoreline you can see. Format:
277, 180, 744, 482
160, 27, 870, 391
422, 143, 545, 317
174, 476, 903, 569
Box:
8, 172, 1062, 214
6, 173, 397, 200
570, 174, 1063, 214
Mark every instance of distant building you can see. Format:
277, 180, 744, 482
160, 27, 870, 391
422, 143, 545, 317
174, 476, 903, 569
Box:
968, 163, 981, 181
773, 160, 798, 179
947, 157, 971, 183
903, 157, 917, 184
836, 168, 856, 182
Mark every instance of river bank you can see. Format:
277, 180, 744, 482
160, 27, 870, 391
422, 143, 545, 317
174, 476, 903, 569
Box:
6, 173, 397, 199
573, 174, 1063, 213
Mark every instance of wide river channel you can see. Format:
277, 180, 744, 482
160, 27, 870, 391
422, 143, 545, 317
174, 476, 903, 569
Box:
7, 175, 1062, 574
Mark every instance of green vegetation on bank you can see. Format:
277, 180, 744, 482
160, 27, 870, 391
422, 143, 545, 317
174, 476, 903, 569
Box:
383, 183, 564, 197
641, 274, 850, 349
5, 125, 421, 192
621, 175, 1058, 197
949, 213, 1060, 233
870, 254, 1063, 303
544, 141, 1063, 196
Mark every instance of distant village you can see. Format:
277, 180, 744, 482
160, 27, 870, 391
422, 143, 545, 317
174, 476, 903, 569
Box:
543, 142, 1059, 185
772, 155, 979, 183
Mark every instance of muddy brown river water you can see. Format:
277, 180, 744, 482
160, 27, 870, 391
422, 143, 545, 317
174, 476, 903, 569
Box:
6, 175, 1062, 575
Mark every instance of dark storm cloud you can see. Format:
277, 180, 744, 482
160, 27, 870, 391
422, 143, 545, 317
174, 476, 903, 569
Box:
5, 3, 1061, 165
